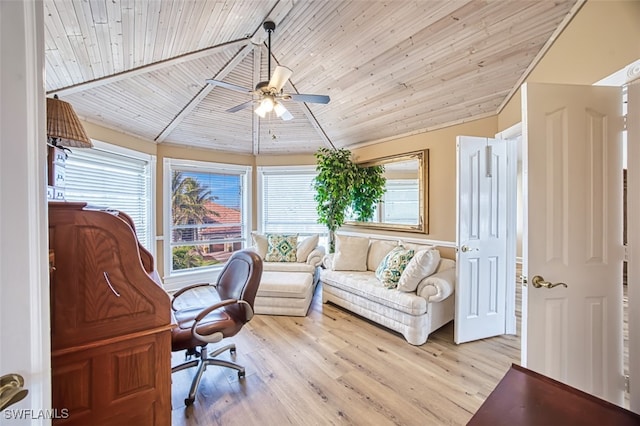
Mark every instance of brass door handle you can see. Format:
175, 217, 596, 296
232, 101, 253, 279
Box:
460, 245, 478, 253
531, 275, 568, 289
0, 374, 28, 410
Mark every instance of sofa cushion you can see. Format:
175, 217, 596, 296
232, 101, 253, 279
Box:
367, 239, 398, 271
297, 234, 319, 262
320, 270, 427, 315
258, 271, 313, 298
265, 234, 298, 262
375, 246, 415, 289
399, 241, 436, 253
397, 248, 441, 292
333, 235, 369, 271
263, 262, 316, 274
252, 231, 268, 258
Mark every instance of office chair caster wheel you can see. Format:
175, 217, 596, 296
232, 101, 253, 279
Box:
185, 397, 194, 406
238, 371, 245, 379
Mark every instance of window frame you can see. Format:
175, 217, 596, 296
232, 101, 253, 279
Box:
257, 165, 325, 235
63, 139, 156, 258
163, 158, 252, 285
257, 165, 328, 251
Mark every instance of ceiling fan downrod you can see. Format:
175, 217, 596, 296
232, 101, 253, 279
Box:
263, 21, 276, 83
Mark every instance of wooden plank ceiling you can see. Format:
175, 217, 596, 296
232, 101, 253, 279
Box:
45, 0, 581, 155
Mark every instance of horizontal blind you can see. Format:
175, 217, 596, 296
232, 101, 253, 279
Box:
383, 179, 419, 223
64, 147, 152, 249
261, 171, 326, 234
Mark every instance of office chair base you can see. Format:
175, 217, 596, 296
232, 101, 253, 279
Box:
173, 343, 246, 406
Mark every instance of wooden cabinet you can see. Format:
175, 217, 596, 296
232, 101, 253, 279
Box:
49, 202, 172, 426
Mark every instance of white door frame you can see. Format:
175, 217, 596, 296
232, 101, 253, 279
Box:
627, 79, 640, 412
495, 122, 521, 336
0, 0, 50, 418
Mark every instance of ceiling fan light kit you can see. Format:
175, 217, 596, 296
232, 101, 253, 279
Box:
206, 21, 330, 121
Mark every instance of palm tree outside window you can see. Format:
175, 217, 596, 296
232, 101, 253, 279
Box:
168, 163, 248, 274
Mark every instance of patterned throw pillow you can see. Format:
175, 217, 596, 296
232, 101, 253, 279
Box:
375, 246, 415, 289
265, 234, 298, 262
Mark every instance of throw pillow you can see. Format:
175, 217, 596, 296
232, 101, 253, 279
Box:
265, 234, 298, 262
375, 246, 415, 289
396, 248, 441, 292
366, 240, 398, 271
332, 235, 369, 271
251, 232, 268, 258
297, 234, 320, 262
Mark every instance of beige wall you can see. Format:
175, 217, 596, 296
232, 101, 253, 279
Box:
499, 0, 640, 130
80, 0, 639, 272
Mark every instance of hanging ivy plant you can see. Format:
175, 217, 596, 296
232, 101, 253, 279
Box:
314, 147, 386, 251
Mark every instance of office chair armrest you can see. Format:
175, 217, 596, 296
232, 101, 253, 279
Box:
171, 282, 217, 311
191, 298, 254, 343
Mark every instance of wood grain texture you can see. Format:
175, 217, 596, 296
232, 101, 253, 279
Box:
171, 283, 521, 425
43, 0, 581, 155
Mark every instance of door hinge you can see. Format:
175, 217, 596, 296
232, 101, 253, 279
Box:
625, 374, 630, 393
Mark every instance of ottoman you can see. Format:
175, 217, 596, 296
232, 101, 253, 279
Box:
254, 271, 315, 316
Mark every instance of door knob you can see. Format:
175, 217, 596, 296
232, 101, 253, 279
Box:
531, 275, 567, 289
460, 245, 478, 253
0, 374, 28, 410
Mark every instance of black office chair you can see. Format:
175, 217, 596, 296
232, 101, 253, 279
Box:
170, 249, 263, 406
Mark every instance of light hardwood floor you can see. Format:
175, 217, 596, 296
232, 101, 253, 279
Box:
171, 284, 520, 426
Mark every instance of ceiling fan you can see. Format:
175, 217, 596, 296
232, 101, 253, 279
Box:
206, 21, 330, 121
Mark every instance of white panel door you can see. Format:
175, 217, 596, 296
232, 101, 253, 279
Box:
455, 136, 509, 343
522, 82, 624, 404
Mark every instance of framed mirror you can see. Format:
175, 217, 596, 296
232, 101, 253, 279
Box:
347, 150, 428, 233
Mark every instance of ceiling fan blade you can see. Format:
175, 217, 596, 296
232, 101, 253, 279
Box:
286, 93, 330, 104
268, 66, 293, 92
206, 79, 252, 94
226, 100, 254, 113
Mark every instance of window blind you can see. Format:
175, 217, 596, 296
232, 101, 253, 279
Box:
261, 170, 325, 234
64, 147, 153, 249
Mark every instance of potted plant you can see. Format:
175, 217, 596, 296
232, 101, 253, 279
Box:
314, 147, 386, 251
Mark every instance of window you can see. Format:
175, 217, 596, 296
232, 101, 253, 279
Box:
64, 141, 155, 252
258, 166, 326, 236
165, 159, 251, 277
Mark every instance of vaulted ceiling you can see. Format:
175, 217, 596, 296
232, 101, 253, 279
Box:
45, 0, 582, 155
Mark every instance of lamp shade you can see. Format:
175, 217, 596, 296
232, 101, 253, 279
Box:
46, 96, 93, 148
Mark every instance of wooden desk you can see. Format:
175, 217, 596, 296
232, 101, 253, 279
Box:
468, 364, 640, 426
49, 202, 172, 426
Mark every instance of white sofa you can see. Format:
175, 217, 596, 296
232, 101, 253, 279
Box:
251, 233, 325, 316
320, 235, 455, 345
